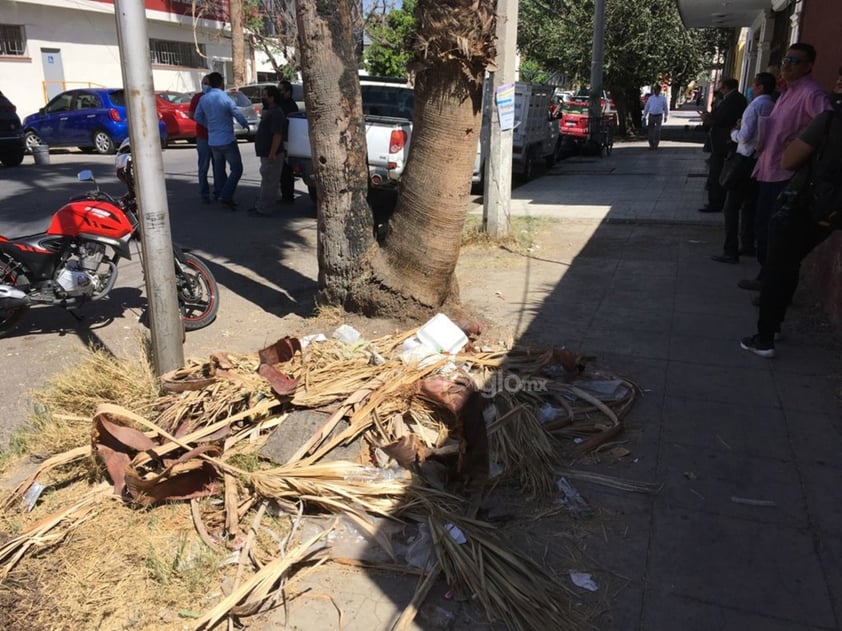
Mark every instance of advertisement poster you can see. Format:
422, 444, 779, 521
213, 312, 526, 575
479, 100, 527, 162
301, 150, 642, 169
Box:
496, 83, 515, 131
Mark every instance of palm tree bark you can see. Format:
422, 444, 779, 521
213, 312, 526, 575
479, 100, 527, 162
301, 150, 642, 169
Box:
297, 0, 496, 318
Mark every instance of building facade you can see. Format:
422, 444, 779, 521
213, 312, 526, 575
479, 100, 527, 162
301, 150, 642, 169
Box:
0, 0, 279, 118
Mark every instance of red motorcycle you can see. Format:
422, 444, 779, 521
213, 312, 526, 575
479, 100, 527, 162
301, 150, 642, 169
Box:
0, 168, 219, 337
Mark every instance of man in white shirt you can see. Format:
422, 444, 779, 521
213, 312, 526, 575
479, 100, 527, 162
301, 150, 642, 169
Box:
711, 72, 777, 264
642, 84, 669, 149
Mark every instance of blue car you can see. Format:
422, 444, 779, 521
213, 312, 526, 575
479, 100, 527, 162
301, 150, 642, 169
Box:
22, 88, 167, 155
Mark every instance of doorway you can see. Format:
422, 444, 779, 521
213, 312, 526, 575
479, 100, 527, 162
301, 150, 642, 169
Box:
40, 48, 65, 102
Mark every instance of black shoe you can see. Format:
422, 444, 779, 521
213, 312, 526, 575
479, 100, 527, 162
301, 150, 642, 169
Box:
280, 197, 295, 205
248, 207, 273, 217
738, 247, 756, 256
201, 197, 211, 205
220, 198, 238, 210
698, 206, 722, 213
740, 335, 775, 358
711, 254, 739, 264
738, 278, 762, 291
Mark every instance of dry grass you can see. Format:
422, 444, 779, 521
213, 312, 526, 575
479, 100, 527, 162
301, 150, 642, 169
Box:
2, 340, 159, 469
461, 214, 550, 253
1, 501, 225, 631
0, 327, 639, 631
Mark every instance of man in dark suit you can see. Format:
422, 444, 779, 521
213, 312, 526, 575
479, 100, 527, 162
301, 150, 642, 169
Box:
699, 78, 747, 213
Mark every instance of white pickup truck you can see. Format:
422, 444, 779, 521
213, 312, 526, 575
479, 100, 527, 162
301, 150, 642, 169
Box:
472, 82, 559, 184
286, 78, 413, 199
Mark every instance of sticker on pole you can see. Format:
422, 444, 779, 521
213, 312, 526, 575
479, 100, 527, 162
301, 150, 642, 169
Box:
496, 83, 516, 131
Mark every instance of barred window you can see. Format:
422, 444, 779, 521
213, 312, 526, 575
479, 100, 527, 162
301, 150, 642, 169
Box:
149, 39, 206, 68
0, 24, 26, 56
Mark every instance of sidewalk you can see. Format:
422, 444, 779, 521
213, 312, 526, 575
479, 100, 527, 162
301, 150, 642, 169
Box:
472, 106, 842, 630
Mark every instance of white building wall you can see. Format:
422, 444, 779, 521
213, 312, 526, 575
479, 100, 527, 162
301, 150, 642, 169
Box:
0, 0, 266, 119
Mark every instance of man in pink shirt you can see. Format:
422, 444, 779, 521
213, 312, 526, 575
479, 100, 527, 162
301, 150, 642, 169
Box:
738, 43, 831, 291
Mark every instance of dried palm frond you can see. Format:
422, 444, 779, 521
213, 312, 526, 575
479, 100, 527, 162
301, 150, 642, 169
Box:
487, 390, 563, 496
0, 483, 112, 581
408, 490, 590, 631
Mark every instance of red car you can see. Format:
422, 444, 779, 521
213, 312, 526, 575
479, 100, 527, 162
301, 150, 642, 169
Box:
155, 91, 196, 144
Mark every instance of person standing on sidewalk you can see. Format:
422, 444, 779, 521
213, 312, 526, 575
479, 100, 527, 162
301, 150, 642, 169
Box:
740, 69, 842, 358
737, 43, 831, 292
711, 72, 777, 264
249, 86, 287, 217
277, 79, 299, 204
642, 84, 668, 149
699, 78, 747, 214
193, 72, 250, 210
188, 75, 219, 204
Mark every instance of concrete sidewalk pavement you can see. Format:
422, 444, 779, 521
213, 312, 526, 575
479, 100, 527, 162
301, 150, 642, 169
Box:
491, 104, 842, 630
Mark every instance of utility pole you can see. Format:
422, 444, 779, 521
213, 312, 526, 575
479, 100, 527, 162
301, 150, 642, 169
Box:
483, 0, 518, 239
113, 0, 185, 375
587, 0, 606, 148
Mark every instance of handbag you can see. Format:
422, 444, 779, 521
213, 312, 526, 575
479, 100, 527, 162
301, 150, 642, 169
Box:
719, 151, 753, 189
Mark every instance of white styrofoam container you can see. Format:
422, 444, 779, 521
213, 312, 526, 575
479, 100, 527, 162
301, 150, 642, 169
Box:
416, 313, 468, 355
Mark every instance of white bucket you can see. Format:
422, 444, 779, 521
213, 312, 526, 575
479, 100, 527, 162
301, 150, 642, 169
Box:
32, 145, 50, 165
416, 313, 468, 355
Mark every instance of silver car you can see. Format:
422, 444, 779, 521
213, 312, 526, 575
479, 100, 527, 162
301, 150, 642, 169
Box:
226, 89, 260, 141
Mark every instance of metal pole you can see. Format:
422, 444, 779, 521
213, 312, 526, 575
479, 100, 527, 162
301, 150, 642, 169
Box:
588, 0, 606, 146
113, 0, 184, 374
483, 0, 518, 239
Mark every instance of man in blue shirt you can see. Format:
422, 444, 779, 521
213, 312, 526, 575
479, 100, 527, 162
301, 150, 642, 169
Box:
194, 72, 250, 209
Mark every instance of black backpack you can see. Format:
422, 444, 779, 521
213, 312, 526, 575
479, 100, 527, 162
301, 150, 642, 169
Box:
806, 110, 842, 229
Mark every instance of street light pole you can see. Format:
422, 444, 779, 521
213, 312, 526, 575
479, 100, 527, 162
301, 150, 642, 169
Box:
113, 0, 185, 375
588, 0, 606, 147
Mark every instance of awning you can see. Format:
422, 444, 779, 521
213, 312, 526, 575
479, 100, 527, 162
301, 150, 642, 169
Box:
674, 0, 772, 27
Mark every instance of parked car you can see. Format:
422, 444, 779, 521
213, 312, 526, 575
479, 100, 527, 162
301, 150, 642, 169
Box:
234, 82, 305, 111
226, 89, 260, 141
21, 88, 168, 155
155, 90, 196, 144
0, 91, 25, 167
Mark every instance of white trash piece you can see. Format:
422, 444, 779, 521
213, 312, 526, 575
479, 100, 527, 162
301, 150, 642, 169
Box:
416, 313, 468, 355
569, 570, 599, 592
332, 324, 362, 345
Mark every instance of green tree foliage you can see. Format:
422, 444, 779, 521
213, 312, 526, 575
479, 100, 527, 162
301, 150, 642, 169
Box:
518, 0, 729, 132
362, 0, 417, 77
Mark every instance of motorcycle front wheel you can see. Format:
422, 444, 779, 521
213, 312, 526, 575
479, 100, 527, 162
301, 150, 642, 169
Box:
175, 253, 219, 331
0, 262, 30, 338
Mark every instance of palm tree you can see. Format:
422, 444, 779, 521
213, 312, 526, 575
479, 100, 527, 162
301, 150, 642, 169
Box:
297, 0, 497, 317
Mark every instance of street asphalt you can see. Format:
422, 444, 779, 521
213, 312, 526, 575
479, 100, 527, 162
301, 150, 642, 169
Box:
1, 105, 840, 630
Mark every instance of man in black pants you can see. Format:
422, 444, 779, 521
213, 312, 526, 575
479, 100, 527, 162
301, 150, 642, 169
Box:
711, 72, 777, 263
277, 79, 299, 204
741, 71, 842, 358
699, 78, 747, 213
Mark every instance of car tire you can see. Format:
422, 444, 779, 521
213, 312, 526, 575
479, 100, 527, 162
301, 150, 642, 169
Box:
23, 130, 42, 153
0, 147, 25, 167
92, 130, 115, 155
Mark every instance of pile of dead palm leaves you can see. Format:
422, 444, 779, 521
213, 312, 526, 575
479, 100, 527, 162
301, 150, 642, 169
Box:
0, 322, 647, 631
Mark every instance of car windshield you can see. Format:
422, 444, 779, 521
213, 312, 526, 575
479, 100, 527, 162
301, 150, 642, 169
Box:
227, 91, 252, 107
159, 91, 191, 104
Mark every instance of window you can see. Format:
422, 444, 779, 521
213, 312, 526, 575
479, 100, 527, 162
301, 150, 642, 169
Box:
74, 93, 100, 110
149, 39, 206, 68
46, 92, 75, 114
0, 24, 26, 56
